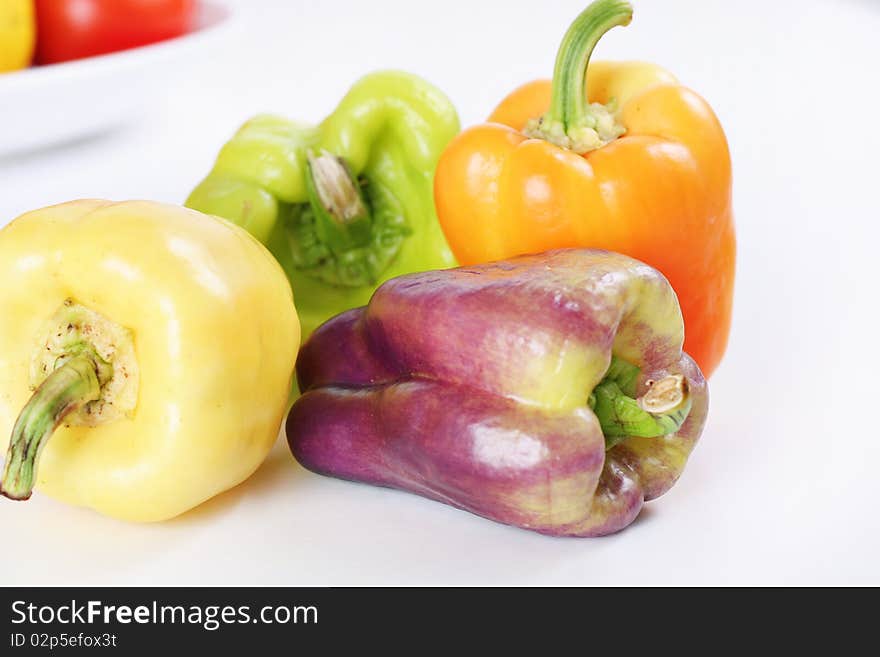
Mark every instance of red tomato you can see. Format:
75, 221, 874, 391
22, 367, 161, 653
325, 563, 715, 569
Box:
34, 0, 197, 65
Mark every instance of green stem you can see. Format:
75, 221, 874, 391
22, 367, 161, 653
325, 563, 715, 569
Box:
588, 356, 691, 450
0, 355, 101, 500
305, 151, 373, 255
525, 0, 632, 153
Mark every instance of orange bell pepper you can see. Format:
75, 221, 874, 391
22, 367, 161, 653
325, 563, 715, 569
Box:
434, 0, 735, 377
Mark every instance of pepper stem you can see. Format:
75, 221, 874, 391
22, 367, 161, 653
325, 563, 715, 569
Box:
0, 354, 101, 500
524, 0, 632, 153
305, 150, 373, 255
588, 356, 691, 450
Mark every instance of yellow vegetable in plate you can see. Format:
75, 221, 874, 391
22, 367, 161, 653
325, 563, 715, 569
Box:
0, 0, 35, 73
0, 200, 300, 521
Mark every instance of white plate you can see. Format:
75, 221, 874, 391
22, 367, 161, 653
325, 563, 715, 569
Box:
0, 2, 232, 157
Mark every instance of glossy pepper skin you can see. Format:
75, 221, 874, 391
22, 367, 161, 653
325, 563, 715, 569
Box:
434, 0, 735, 377
288, 249, 708, 537
0, 200, 299, 521
187, 70, 459, 339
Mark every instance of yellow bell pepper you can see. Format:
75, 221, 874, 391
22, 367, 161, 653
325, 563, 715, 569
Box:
0, 200, 300, 521
0, 0, 35, 73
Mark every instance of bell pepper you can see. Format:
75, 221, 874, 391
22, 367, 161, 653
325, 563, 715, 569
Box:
287, 249, 708, 537
0, 0, 35, 73
434, 0, 735, 377
187, 70, 460, 339
0, 200, 299, 521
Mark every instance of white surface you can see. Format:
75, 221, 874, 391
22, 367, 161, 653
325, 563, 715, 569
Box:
0, 2, 231, 157
1, 0, 878, 586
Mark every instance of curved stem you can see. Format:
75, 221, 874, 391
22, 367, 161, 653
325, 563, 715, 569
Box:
588, 356, 691, 449
306, 151, 373, 255
525, 0, 632, 153
1, 355, 100, 500
547, 0, 632, 129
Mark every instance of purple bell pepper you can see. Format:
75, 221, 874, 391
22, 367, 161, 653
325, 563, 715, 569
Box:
287, 249, 708, 536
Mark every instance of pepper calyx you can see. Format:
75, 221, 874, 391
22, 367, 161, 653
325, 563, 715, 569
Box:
290, 154, 412, 288
1, 301, 139, 501
306, 150, 373, 254
30, 300, 138, 426
523, 102, 624, 153
588, 355, 692, 450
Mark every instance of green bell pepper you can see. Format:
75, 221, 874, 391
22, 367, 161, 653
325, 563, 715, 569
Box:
186, 70, 460, 338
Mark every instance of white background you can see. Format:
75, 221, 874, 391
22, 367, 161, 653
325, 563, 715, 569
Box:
2, 0, 879, 585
